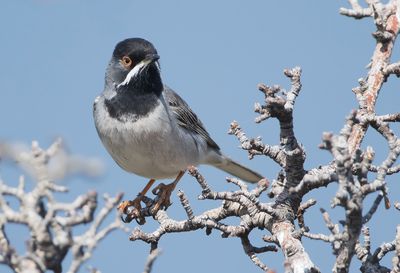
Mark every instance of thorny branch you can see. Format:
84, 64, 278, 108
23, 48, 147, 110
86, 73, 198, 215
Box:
117, 1, 400, 273
0, 140, 126, 273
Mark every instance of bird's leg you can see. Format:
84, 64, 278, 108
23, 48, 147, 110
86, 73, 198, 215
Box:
151, 171, 185, 213
117, 178, 156, 224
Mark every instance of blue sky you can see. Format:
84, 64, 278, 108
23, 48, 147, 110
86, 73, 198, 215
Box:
1, 1, 399, 272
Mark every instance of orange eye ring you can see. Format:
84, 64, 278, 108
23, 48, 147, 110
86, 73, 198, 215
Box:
121, 56, 133, 68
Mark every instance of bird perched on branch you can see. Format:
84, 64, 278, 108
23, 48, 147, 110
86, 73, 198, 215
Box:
93, 38, 262, 223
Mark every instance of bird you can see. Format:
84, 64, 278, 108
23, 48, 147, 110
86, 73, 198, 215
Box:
93, 38, 263, 223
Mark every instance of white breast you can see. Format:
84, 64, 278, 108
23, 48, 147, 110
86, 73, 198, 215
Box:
93, 95, 209, 179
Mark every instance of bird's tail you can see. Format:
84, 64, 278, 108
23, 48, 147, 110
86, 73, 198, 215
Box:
213, 156, 263, 183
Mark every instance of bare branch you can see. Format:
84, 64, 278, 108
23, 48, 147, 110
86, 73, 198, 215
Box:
0, 140, 125, 273
142, 249, 161, 273
362, 193, 384, 224
297, 199, 317, 230
229, 120, 285, 166
340, 0, 374, 19
383, 61, 400, 78
391, 226, 400, 273
241, 236, 277, 272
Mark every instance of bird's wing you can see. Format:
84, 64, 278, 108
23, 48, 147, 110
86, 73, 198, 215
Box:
163, 86, 220, 151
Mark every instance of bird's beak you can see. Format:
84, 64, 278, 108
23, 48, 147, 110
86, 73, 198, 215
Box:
117, 54, 160, 88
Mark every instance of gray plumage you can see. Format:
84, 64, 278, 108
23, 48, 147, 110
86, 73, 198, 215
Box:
93, 38, 263, 184
163, 86, 219, 150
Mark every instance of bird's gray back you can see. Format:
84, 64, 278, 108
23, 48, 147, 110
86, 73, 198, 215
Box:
163, 86, 220, 151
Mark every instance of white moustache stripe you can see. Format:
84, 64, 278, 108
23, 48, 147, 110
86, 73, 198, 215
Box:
155, 61, 160, 71
117, 61, 147, 88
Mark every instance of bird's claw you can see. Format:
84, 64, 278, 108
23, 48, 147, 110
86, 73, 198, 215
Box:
151, 182, 175, 214
117, 198, 146, 225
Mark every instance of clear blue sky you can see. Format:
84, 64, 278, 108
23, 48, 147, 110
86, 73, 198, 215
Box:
1, 1, 399, 272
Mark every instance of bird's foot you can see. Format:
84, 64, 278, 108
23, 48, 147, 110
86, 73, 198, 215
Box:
151, 182, 176, 214
117, 195, 146, 225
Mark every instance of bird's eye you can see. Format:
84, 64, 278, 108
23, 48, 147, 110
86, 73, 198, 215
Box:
121, 56, 133, 68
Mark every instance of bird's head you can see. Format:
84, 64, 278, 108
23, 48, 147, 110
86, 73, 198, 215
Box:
106, 38, 162, 93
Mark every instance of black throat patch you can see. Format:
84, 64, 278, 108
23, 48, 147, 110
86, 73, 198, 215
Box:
104, 89, 161, 122
104, 64, 163, 122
